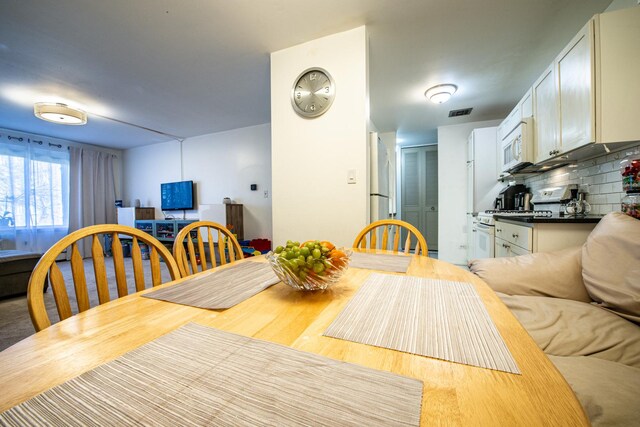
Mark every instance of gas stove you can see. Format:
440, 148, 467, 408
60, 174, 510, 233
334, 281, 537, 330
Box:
484, 210, 553, 217
477, 210, 553, 226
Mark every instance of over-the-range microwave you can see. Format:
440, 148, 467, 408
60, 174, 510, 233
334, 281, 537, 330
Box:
501, 117, 534, 174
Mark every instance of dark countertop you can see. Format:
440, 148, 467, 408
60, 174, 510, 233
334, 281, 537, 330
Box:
493, 214, 604, 224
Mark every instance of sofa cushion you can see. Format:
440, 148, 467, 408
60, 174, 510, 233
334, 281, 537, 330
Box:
0, 250, 42, 276
497, 293, 640, 368
581, 212, 640, 324
548, 355, 640, 426
469, 247, 591, 302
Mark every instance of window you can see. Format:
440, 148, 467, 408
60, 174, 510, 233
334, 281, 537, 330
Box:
0, 141, 69, 229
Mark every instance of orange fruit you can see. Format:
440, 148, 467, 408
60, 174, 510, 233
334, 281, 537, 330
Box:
321, 241, 336, 250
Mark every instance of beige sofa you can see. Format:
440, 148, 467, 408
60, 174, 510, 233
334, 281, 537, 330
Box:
469, 212, 640, 426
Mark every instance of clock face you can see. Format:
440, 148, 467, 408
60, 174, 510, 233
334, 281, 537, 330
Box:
291, 68, 335, 118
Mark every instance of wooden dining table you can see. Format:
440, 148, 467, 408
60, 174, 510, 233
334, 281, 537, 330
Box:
0, 251, 589, 426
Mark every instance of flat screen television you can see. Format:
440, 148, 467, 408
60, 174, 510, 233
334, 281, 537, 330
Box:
161, 180, 194, 211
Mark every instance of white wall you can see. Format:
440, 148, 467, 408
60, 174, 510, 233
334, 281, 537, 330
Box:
437, 119, 501, 265
270, 27, 369, 247
123, 123, 272, 240
123, 140, 182, 209
182, 124, 272, 240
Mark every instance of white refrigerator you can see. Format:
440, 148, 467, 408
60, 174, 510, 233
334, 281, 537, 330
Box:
466, 126, 501, 262
370, 133, 390, 222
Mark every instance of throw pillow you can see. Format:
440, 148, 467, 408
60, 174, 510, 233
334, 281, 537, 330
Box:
582, 212, 640, 324
469, 246, 591, 302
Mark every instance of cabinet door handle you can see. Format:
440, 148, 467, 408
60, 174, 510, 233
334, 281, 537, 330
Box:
472, 230, 477, 232
496, 228, 502, 232
512, 233, 518, 238
549, 150, 553, 156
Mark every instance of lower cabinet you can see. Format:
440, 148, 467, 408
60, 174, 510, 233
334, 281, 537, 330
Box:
494, 219, 597, 258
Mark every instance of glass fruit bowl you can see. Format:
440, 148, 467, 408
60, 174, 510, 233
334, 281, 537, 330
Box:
266, 248, 351, 291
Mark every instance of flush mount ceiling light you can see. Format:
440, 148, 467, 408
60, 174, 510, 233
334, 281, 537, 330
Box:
34, 102, 87, 125
425, 84, 458, 104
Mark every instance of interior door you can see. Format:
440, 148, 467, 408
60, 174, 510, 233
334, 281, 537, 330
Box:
401, 145, 438, 251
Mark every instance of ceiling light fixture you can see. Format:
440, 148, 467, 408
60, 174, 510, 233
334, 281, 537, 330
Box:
425, 84, 458, 104
34, 102, 87, 125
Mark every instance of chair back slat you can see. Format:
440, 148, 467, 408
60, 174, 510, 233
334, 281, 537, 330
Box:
49, 262, 72, 321
392, 226, 401, 251
228, 238, 237, 262
217, 230, 226, 265
186, 235, 198, 275
130, 237, 146, 292
353, 220, 428, 256
70, 243, 90, 313
196, 231, 207, 271
149, 246, 162, 286
207, 228, 217, 268
381, 226, 389, 250
414, 238, 422, 254
111, 234, 128, 298
172, 221, 244, 277
91, 235, 110, 305
404, 232, 412, 254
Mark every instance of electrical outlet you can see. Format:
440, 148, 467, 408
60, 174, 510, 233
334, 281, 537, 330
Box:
264, 190, 269, 198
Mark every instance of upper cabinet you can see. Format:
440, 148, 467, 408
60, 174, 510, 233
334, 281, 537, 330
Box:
557, 21, 593, 154
528, 7, 640, 166
532, 64, 559, 163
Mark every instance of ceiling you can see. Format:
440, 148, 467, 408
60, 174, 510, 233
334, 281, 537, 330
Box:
0, 0, 613, 149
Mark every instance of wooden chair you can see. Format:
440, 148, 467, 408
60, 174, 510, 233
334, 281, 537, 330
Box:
27, 224, 181, 332
353, 219, 428, 255
172, 221, 244, 277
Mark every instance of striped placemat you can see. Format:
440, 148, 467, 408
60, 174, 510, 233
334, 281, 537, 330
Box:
349, 252, 412, 273
143, 261, 279, 309
0, 323, 423, 426
324, 273, 520, 374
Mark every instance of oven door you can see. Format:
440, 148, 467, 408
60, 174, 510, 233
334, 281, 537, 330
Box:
474, 222, 495, 259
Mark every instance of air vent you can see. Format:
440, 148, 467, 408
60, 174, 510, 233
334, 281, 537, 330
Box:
448, 108, 473, 117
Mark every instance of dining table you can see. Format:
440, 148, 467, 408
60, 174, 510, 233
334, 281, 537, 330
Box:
0, 250, 589, 426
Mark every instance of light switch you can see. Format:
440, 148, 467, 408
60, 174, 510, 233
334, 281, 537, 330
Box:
347, 169, 357, 184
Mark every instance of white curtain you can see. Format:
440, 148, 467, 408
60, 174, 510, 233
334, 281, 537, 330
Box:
0, 138, 70, 253
68, 146, 117, 257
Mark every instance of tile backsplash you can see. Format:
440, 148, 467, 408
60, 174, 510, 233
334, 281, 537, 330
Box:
524, 143, 640, 215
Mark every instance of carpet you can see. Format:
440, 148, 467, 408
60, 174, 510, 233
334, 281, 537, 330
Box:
0, 257, 173, 352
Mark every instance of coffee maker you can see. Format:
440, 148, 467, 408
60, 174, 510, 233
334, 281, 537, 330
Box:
495, 184, 528, 211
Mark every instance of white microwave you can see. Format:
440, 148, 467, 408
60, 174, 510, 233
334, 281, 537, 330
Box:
501, 117, 533, 173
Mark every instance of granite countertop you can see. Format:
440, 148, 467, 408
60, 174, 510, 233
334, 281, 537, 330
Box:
493, 214, 604, 224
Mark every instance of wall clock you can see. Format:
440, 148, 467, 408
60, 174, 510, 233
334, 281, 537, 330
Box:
291, 67, 335, 118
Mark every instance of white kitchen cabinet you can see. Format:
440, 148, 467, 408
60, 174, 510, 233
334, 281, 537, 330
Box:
530, 7, 640, 165
495, 236, 530, 258
519, 89, 533, 119
532, 64, 559, 163
494, 219, 597, 258
557, 21, 594, 154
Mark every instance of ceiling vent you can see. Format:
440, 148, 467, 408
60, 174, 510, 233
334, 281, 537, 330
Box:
448, 108, 473, 117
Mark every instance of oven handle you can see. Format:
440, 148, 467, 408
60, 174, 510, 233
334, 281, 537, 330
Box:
475, 223, 493, 232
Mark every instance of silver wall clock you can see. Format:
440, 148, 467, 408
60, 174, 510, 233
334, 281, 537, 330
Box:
291, 67, 335, 118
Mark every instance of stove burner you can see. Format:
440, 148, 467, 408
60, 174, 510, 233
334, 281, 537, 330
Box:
483, 210, 553, 217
